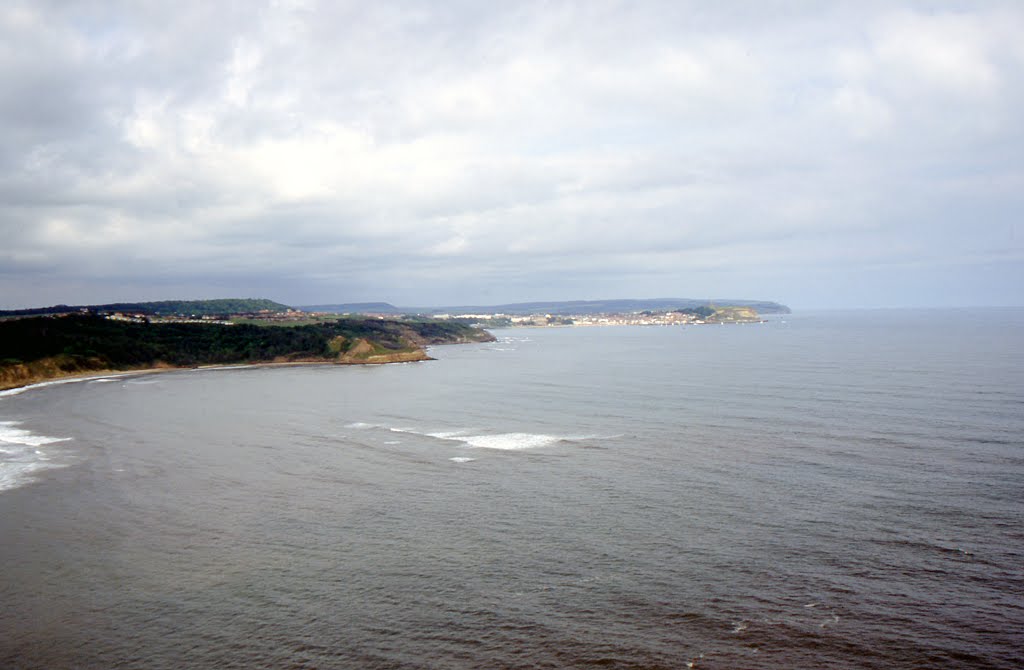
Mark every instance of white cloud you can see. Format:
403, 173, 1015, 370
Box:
830, 86, 893, 139
873, 11, 1000, 96
0, 1, 1022, 308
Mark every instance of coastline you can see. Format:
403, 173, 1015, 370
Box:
0, 354, 435, 395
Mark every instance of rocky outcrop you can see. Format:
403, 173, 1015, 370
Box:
335, 338, 431, 364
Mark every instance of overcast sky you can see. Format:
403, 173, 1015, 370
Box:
1, 1, 1022, 310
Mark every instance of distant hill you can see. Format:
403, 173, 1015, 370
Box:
0, 298, 291, 318
302, 302, 402, 314
302, 298, 790, 316
434, 298, 791, 315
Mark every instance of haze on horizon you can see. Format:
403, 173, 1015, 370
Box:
1, 1, 1022, 311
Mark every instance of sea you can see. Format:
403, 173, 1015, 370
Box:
1, 309, 1022, 669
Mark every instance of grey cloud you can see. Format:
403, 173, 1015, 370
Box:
0, 1, 1022, 309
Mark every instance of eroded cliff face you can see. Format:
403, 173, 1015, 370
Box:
339, 348, 431, 364
705, 306, 762, 323
0, 360, 50, 390
0, 346, 435, 390
0, 316, 492, 391
334, 338, 431, 364
0, 356, 181, 391
0, 356, 108, 391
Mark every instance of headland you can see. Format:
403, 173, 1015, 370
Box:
0, 308, 494, 392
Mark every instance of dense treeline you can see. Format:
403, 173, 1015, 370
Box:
0, 298, 290, 318
335, 317, 493, 347
674, 306, 716, 318
0, 315, 492, 370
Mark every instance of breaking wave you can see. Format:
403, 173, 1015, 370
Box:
0, 421, 72, 492
346, 421, 601, 451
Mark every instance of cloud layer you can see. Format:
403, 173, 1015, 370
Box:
2, 1, 1022, 308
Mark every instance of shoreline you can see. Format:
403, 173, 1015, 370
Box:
0, 355, 435, 396
0, 314, 494, 395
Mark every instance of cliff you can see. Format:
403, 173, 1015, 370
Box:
0, 315, 493, 391
335, 338, 431, 364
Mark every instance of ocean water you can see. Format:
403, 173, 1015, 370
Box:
1, 309, 1022, 669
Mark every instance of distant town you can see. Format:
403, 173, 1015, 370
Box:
382, 305, 766, 328
1, 299, 773, 329
106, 305, 767, 329
1, 298, 777, 390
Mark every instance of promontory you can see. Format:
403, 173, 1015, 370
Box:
0, 311, 495, 391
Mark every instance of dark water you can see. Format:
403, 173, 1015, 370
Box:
2, 309, 1022, 669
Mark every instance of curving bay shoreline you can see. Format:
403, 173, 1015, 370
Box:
0, 314, 494, 393
0, 354, 437, 395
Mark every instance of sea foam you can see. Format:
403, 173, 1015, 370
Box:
0, 421, 71, 492
344, 421, 594, 451
0, 373, 137, 397
458, 433, 562, 450
0, 421, 71, 448
417, 426, 567, 450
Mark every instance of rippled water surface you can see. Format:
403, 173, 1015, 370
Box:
2, 309, 1023, 668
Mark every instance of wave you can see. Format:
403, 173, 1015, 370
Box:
0, 421, 71, 448
426, 430, 473, 439
0, 421, 72, 492
0, 377, 97, 398
0, 372, 143, 397
345, 421, 604, 451
457, 432, 564, 450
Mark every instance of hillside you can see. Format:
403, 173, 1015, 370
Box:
0, 298, 290, 318
0, 315, 494, 390
301, 302, 400, 314
303, 298, 791, 316
447, 298, 791, 315
704, 306, 762, 322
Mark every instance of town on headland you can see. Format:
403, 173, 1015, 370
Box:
0, 297, 788, 391
429, 304, 768, 328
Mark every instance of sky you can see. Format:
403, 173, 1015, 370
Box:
1, 1, 1022, 310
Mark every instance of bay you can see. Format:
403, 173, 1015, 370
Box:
1, 309, 1022, 668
